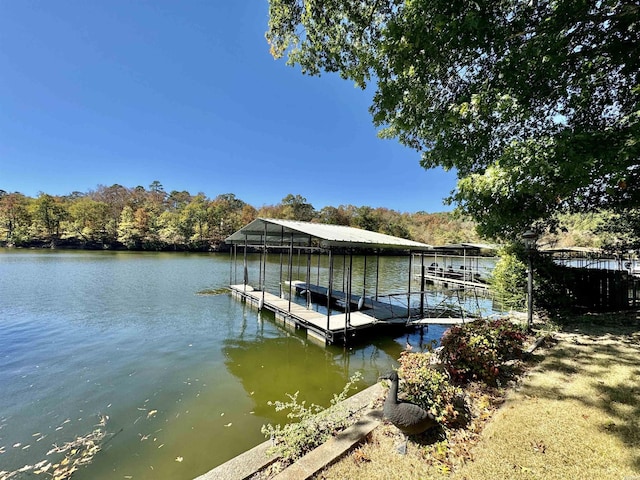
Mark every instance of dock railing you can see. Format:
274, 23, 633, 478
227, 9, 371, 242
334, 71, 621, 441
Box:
364, 288, 504, 323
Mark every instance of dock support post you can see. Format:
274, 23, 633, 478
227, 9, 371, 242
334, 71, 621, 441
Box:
258, 248, 264, 290
375, 252, 380, 302
261, 222, 267, 308
306, 236, 312, 308
288, 232, 294, 312
243, 235, 248, 293
348, 252, 353, 325
258, 240, 263, 292
343, 266, 349, 343
463, 248, 467, 281
420, 253, 425, 318
327, 249, 334, 340
231, 244, 236, 285
407, 252, 413, 320
279, 226, 284, 297
344, 251, 353, 345
362, 255, 367, 309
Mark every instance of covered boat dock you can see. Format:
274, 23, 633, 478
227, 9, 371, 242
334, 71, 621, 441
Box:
225, 218, 439, 345
413, 242, 498, 292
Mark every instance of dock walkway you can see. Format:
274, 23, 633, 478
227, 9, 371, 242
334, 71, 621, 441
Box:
230, 282, 473, 344
287, 281, 419, 321
229, 284, 384, 344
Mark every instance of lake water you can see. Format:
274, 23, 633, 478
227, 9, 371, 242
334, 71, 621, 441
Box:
0, 250, 451, 479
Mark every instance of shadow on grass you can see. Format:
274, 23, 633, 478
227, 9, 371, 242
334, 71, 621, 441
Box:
524, 310, 640, 470
419, 423, 453, 442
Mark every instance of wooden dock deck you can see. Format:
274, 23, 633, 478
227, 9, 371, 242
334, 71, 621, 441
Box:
286, 281, 419, 321
229, 284, 389, 344
230, 282, 473, 345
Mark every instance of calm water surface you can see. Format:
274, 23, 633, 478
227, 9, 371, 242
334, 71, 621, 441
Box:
0, 250, 447, 479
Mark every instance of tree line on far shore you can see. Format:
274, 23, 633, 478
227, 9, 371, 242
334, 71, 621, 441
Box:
0, 181, 485, 251
0, 181, 622, 253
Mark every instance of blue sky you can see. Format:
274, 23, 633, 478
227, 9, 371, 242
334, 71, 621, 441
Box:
0, 1, 456, 213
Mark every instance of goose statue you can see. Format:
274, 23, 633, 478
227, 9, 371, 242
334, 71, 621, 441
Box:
379, 371, 438, 453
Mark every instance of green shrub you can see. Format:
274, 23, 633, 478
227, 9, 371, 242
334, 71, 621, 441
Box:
261, 372, 362, 465
439, 319, 527, 384
489, 246, 528, 310
397, 352, 466, 427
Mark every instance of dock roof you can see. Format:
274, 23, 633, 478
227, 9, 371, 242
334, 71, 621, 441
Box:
539, 246, 602, 255
225, 218, 432, 250
431, 242, 499, 254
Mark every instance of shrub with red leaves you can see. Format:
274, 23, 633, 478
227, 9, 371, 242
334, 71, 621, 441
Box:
439, 319, 527, 384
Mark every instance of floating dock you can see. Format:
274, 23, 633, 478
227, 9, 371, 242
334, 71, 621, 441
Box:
230, 281, 472, 345
229, 283, 400, 344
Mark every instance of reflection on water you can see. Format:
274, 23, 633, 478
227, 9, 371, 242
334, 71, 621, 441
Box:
224, 334, 350, 422
0, 250, 447, 479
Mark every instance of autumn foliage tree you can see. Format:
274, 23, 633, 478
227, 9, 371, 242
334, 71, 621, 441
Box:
0, 192, 31, 245
0, 184, 492, 250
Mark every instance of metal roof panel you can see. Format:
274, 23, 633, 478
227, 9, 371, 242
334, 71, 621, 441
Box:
225, 218, 432, 250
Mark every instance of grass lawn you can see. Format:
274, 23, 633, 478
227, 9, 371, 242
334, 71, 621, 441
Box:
314, 312, 640, 480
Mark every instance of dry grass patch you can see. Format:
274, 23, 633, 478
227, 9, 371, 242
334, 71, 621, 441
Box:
453, 314, 640, 479
314, 424, 442, 480
315, 312, 640, 480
